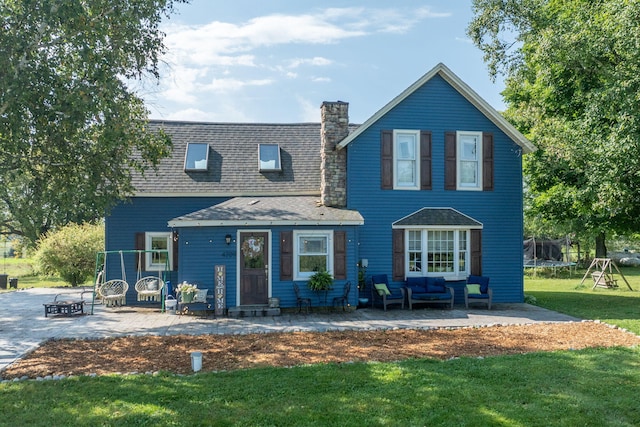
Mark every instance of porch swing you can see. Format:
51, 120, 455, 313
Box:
97, 251, 129, 307
134, 251, 166, 302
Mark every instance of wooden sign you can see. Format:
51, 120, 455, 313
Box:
214, 265, 226, 316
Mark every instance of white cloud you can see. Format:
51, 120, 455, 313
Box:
296, 96, 321, 122
455, 36, 473, 44
202, 78, 274, 93
151, 6, 453, 122
164, 106, 252, 122
163, 108, 216, 122
159, 65, 208, 104
288, 57, 333, 69
163, 7, 449, 67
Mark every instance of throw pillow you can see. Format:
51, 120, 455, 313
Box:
426, 277, 446, 293
374, 283, 391, 296
407, 285, 426, 294
193, 289, 208, 303
466, 284, 481, 294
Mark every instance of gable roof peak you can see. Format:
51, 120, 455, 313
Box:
336, 62, 535, 154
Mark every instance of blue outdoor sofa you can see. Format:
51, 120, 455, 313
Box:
404, 277, 454, 310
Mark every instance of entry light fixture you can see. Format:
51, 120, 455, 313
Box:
225, 234, 232, 245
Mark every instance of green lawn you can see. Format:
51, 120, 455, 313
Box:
1, 263, 639, 426
0, 257, 76, 290
525, 266, 640, 335
1, 347, 639, 426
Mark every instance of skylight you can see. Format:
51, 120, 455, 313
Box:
259, 144, 281, 171
184, 143, 209, 171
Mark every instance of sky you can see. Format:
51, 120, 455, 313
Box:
142, 0, 504, 125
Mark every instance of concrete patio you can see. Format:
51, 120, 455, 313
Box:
0, 287, 580, 373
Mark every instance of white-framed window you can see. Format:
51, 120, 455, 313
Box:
457, 131, 482, 190
294, 230, 333, 280
145, 232, 173, 271
405, 229, 469, 279
393, 130, 420, 190
259, 144, 282, 171
184, 142, 209, 171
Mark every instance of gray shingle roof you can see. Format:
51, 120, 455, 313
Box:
132, 121, 323, 196
168, 196, 364, 227
392, 208, 482, 228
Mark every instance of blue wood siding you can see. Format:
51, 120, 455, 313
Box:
176, 225, 360, 309
346, 75, 524, 303
104, 197, 228, 304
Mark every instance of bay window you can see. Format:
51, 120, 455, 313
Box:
406, 229, 469, 279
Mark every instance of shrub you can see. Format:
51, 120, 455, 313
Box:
35, 222, 104, 286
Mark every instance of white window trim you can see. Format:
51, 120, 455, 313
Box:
405, 228, 470, 281
293, 230, 334, 280
145, 232, 173, 271
456, 131, 483, 191
393, 129, 420, 190
184, 142, 209, 171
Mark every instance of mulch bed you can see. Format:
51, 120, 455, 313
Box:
2, 321, 639, 380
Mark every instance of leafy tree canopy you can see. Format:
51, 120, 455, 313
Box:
468, 0, 640, 256
0, 0, 187, 244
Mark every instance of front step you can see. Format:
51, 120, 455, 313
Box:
228, 305, 281, 318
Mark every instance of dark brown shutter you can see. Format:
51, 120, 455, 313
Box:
333, 231, 346, 280
381, 130, 393, 189
420, 131, 432, 190
470, 229, 482, 275
392, 229, 405, 282
280, 230, 293, 280
483, 133, 494, 191
172, 230, 179, 271
135, 233, 145, 270
444, 131, 457, 190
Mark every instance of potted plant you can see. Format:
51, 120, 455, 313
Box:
307, 270, 333, 306
176, 281, 198, 303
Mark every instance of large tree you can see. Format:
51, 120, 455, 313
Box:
0, 0, 187, 244
468, 0, 640, 257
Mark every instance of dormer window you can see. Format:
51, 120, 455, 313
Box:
259, 144, 281, 171
184, 143, 209, 171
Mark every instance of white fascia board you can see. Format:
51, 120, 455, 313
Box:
168, 219, 365, 228
392, 224, 483, 230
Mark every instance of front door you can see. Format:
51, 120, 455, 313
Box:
239, 232, 269, 305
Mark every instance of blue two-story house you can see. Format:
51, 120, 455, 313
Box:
104, 63, 535, 311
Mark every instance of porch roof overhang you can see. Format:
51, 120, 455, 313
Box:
392, 208, 483, 229
168, 196, 364, 228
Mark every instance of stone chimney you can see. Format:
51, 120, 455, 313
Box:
320, 101, 349, 207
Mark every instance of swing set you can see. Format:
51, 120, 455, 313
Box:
90, 250, 170, 314
578, 258, 633, 290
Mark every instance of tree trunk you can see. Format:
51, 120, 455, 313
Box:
595, 231, 607, 258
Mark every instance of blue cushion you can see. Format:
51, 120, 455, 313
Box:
407, 284, 426, 294
388, 288, 403, 298
468, 294, 489, 299
413, 293, 450, 301
426, 277, 446, 293
406, 277, 425, 286
404, 277, 425, 294
371, 274, 388, 286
